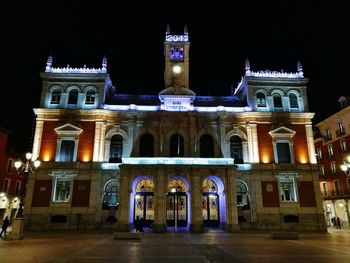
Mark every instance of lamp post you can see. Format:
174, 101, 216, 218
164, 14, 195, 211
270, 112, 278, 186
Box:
14, 152, 41, 218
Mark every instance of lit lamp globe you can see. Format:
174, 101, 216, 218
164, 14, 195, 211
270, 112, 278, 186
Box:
172, 65, 182, 74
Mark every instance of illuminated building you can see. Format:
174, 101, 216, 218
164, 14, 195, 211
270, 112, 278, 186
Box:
314, 97, 350, 228
26, 25, 326, 232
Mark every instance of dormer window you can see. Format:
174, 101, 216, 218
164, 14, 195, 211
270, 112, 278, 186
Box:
50, 89, 61, 104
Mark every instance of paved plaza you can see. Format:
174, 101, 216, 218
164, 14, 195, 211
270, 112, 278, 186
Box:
1, 228, 350, 262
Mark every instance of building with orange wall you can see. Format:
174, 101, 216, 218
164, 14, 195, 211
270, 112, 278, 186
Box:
314, 97, 350, 228
25, 26, 326, 232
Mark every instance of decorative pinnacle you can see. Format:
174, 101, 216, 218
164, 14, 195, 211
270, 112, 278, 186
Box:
45, 55, 53, 72
102, 56, 107, 69
166, 24, 170, 35
297, 60, 304, 77
184, 24, 188, 35
245, 58, 250, 73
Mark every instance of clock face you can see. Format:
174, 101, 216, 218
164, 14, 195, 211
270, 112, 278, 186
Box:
172, 65, 182, 74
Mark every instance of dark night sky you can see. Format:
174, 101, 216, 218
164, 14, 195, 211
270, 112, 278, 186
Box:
1, 1, 349, 154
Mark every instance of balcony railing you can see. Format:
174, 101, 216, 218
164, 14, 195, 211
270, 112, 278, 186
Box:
321, 189, 350, 199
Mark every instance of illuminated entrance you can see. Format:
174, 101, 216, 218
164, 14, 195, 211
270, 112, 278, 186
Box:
134, 179, 154, 227
166, 179, 187, 227
202, 179, 220, 227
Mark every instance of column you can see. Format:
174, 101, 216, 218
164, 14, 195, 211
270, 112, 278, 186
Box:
189, 171, 204, 233
225, 167, 240, 232
31, 120, 44, 161
99, 123, 106, 161
305, 124, 317, 164
116, 167, 131, 232
246, 123, 260, 163
93, 121, 102, 161
153, 168, 167, 232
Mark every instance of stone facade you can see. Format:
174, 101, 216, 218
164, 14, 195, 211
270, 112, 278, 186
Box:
24, 26, 326, 232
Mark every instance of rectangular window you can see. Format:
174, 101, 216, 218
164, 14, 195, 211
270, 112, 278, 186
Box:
15, 181, 21, 195
53, 178, 72, 202
320, 165, 325, 177
276, 143, 291, 163
316, 147, 322, 160
325, 129, 332, 140
340, 139, 347, 152
7, 159, 13, 173
3, 178, 10, 192
322, 182, 328, 197
331, 162, 337, 175
338, 122, 344, 133
59, 140, 75, 162
279, 177, 297, 202
333, 180, 341, 196
327, 144, 334, 158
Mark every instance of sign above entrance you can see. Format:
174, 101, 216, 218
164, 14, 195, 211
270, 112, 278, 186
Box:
121, 158, 235, 166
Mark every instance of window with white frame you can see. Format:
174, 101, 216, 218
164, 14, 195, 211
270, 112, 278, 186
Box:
340, 139, 347, 152
7, 159, 13, 173
273, 93, 283, 108
269, 126, 296, 164
320, 165, 325, 177
50, 88, 61, 104
256, 92, 266, 107
53, 177, 72, 202
289, 93, 299, 108
15, 181, 21, 196
327, 144, 334, 158
54, 124, 83, 162
49, 170, 78, 203
85, 89, 96, 104
326, 128, 332, 140
338, 122, 344, 133
3, 178, 10, 192
316, 147, 323, 160
333, 180, 341, 196
278, 177, 297, 202
331, 162, 337, 175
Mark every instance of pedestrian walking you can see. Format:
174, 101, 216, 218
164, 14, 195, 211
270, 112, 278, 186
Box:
135, 216, 140, 232
0, 216, 10, 238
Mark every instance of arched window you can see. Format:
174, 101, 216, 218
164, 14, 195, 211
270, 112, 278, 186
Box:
50, 89, 61, 104
139, 133, 154, 157
289, 93, 299, 108
236, 180, 249, 208
109, 134, 123, 162
200, 134, 214, 157
256, 92, 266, 107
102, 179, 119, 210
68, 89, 78, 105
273, 93, 282, 108
230, 135, 243, 164
170, 133, 184, 157
85, 89, 95, 104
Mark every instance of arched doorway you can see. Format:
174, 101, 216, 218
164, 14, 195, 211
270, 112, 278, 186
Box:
134, 179, 155, 227
166, 178, 187, 228
202, 178, 220, 227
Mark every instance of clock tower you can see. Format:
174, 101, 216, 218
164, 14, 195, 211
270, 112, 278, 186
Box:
164, 24, 190, 89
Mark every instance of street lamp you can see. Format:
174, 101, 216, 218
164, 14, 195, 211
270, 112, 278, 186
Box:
340, 155, 350, 176
14, 152, 41, 218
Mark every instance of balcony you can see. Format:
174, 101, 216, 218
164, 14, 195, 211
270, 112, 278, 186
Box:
321, 189, 350, 199
336, 128, 346, 137
323, 134, 332, 142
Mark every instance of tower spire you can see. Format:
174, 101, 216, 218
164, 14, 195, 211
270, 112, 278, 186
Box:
102, 56, 107, 72
166, 24, 170, 35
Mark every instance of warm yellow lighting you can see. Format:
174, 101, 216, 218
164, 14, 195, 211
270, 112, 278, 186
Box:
171, 188, 176, 193
135, 195, 141, 199
14, 160, 22, 169
42, 154, 51, 162
261, 155, 270, 164
172, 65, 181, 74
299, 156, 307, 164
82, 155, 90, 162
26, 152, 32, 160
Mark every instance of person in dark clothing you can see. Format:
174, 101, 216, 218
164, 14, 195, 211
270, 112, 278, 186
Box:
139, 217, 144, 232
0, 216, 10, 238
135, 216, 140, 232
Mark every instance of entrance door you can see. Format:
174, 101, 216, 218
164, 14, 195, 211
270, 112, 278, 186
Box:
166, 193, 187, 227
134, 193, 154, 227
202, 193, 220, 227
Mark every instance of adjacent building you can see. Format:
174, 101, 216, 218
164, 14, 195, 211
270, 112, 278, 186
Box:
0, 128, 23, 221
314, 96, 350, 228
25, 26, 326, 232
